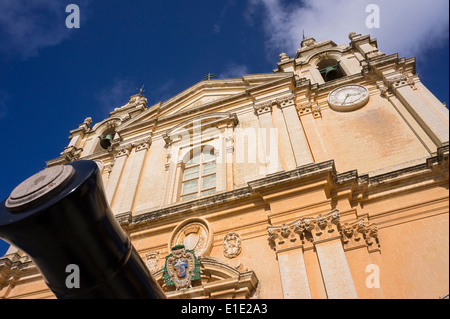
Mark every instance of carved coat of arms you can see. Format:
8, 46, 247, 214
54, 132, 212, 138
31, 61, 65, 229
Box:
223, 232, 242, 258
163, 245, 200, 290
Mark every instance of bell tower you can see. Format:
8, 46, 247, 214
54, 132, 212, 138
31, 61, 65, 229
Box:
275, 32, 448, 174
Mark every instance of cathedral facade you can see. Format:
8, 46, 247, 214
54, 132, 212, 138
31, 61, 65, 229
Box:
1, 32, 448, 299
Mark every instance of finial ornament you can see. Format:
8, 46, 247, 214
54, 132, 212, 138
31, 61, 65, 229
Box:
137, 84, 146, 97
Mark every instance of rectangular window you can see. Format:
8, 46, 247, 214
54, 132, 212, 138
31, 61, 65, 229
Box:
184, 166, 199, 180
201, 189, 216, 196
202, 161, 216, 175
182, 179, 198, 195
202, 175, 216, 189
180, 147, 217, 201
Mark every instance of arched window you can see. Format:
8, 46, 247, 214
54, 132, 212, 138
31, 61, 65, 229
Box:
317, 58, 345, 82
181, 147, 216, 201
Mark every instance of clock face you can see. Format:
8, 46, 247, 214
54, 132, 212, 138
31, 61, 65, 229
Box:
327, 85, 369, 111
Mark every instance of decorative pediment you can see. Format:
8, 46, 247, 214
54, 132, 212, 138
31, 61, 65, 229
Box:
153, 256, 258, 299
116, 73, 293, 134
162, 112, 238, 146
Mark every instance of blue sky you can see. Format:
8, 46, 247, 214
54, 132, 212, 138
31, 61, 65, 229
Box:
0, 0, 448, 256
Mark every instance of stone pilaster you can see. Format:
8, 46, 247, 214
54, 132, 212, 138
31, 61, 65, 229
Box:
105, 144, 132, 205
314, 238, 358, 299
276, 95, 314, 167
308, 210, 358, 299
267, 221, 312, 299
225, 126, 234, 190
267, 210, 377, 299
385, 74, 449, 146
115, 136, 152, 215
253, 100, 283, 174
171, 160, 185, 203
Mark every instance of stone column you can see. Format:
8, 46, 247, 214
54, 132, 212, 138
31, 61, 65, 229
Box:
115, 137, 151, 215
277, 95, 314, 167
267, 222, 312, 299
386, 74, 449, 146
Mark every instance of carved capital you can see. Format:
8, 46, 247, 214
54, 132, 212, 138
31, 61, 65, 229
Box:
310, 210, 341, 243
276, 94, 296, 109
297, 101, 321, 118
385, 74, 416, 92
298, 101, 312, 115
267, 210, 380, 252
267, 222, 303, 252
267, 209, 340, 251
340, 217, 380, 252
340, 218, 367, 250
311, 103, 321, 118
115, 144, 132, 158
133, 136, 152, 152
376, 81, 393, 99
254, 100, 275, 116
361, 222, 380, 252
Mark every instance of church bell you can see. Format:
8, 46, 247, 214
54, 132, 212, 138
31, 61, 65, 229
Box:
100, 134, 114, 149
319, 64, 342, 82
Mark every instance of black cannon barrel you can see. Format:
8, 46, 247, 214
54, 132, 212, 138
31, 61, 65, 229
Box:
0, 160, 166, 299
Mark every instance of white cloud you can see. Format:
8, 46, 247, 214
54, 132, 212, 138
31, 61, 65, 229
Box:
219, 63, 250, 78
0, 0, 89, 59
96, 79, 137, 115
247, 0, 449, 59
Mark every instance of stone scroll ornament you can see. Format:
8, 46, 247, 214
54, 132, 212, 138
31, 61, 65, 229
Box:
163, 245, 201, 290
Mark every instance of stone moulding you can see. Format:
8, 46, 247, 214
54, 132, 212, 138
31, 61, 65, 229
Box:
266, 210, 380, 253
122, 145, 448, 228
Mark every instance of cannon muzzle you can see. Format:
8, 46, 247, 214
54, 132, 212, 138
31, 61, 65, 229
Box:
0, 160, 166, 299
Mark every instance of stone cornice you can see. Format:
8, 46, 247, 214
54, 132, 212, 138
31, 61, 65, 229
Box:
128, 187, 254, 227
124, 145, 448, 228
248, 160, 336, 192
